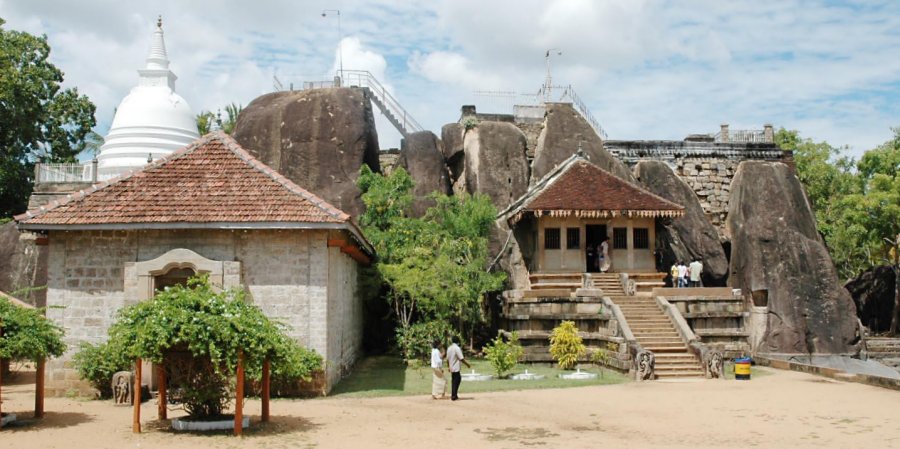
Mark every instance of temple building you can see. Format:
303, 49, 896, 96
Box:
16, 132, 372, 394
499, 152, 684, 274
96, 17, 199, 180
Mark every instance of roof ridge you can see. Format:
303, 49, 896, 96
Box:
14, 133, 214, 223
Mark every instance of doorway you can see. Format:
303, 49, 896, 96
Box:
153, 267, 196, 292
585, 224, 607, 272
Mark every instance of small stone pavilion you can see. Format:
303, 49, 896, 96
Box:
16, 132, 373, 395
501, 153, 684, 274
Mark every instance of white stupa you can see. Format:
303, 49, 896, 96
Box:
97, 17, 199, 179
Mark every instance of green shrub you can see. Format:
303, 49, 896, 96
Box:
395, 320, 460, 363
73, 340, 131, 398
482, 331, 524, 379
0, 298, 66, 361
97, 276, 321, 417
549, 321, 585, 370
462, 116, 478, 130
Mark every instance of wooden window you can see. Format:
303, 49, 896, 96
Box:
613, 228, 628, 249
566, 228, 580, 249
633, 228, 650, 249
544, 228, 561, 249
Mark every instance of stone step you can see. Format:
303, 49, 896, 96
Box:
635, 336, 684, 343
655, 370, 705, 378
654, 354, 699, 361
655, 363, 704, 370
522, 289, 574, 298
531, 283, 581, 289
633, 333, 681, 338
642, 345, 689, 353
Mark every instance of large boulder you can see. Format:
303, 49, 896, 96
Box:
0, 222, 47, 307
531, 103, 633, 184
397, 131, 451, 217
441, 123, 466, 193
463, 122, 530, 210
845, 265, 897, 334
634, 160, 728, 286
232, 88, 381, 218
727, 161, 860, 354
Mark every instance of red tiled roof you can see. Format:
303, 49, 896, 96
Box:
16, 132, 352, 227
508, 159, 683, 223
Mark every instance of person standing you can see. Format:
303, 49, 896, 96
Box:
430, 339, 446, 399
669, 261, 679, 287
598, 236, 610, 272
677, 261, 688, 288
689, 258, 704, 287
447, 335, 470, 401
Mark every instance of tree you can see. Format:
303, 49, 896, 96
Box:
91, 276, 321, 417
0, 18, 97, 217
196, 103, 243, 135
357, 166, 506, 356
0, 299, 66, 362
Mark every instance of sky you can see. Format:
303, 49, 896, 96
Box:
1, 0, 899, 157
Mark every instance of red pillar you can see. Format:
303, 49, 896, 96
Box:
234, 351, 244, 436
133, 359, 142, 433
34, 358, 45, 418
261, 358, 270, 423
157, 363, 167, 420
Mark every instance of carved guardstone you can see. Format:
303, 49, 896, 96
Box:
635, 350, 655, 381
705, 351, 725, 379
112, 371, 135, 406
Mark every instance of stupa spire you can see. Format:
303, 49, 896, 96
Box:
145, 15, 170, 70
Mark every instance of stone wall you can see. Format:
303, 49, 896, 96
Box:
326, 246, 362, 388
43, 228, 360, 396
605, 140, 786, 234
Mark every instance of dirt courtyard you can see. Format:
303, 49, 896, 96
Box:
2, 367, 898, 448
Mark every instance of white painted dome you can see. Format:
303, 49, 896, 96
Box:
97, 18, 199, 179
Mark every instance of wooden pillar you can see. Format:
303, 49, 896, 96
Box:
133, 358, 142, 433
34, 358, 45, 418
261, 358, 270, 423
157, 363, 167, 420
234, 351, 244, 436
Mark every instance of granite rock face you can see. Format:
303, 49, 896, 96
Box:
232, 88, 381, 218
634, 160, 728, 286
727, 161, 860, 354
531, 103, 634, 184
397, 131, 451, 217
0, 222, 47, 306
845, 265, 897, 334
463, 122, 531, 211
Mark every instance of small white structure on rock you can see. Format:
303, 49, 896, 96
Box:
97, 17, 199, 180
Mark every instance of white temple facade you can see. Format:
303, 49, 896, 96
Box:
96, 18, 199, 180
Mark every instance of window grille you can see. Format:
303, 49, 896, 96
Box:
633, 228, 650, 249
566, 228, 580, 249
544, 228, 561, 249
613, 228, 628, 249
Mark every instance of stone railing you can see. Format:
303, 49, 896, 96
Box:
657, 296, 725, 379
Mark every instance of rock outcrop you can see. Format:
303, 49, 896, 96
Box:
0, 222, 47, 307
397, 131, 451, 217
232, 88, 381, 218
463, 122, 530, 210
727, 161, 860, 354
634, 160, 728, 286
531, 103, 633, 184
845, 265, 897, 334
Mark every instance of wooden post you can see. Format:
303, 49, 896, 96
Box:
234, 351, 244, 436
34, 358, 45, 418
157, 363, 167, 420
261, 358, 270, 423
1, 323, 5, 432
133, 358, 142, 433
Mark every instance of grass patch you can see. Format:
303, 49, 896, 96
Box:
329, 355, 629, 398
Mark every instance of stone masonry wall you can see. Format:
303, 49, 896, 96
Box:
326, 246, 362, 389
605, 140, 786, 236
43, 228, 357, 396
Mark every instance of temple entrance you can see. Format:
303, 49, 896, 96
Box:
585, 225, 607, 273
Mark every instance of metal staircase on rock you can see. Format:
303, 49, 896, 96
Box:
339, 70, 424, 138
594, 274, 704, 379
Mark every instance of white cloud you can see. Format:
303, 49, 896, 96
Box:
0, 0, 898, 156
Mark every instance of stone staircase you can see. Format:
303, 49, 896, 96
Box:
590, 273, 626, 296
867, 337, 900, 370
599, 274, 703, 379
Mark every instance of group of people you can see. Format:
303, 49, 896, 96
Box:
670, 258, 704, 288
430, 335, 470, 401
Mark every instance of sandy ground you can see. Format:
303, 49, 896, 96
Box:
1, 367, 898, 449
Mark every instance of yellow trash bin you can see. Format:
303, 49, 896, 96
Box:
734, 357, 751, 380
